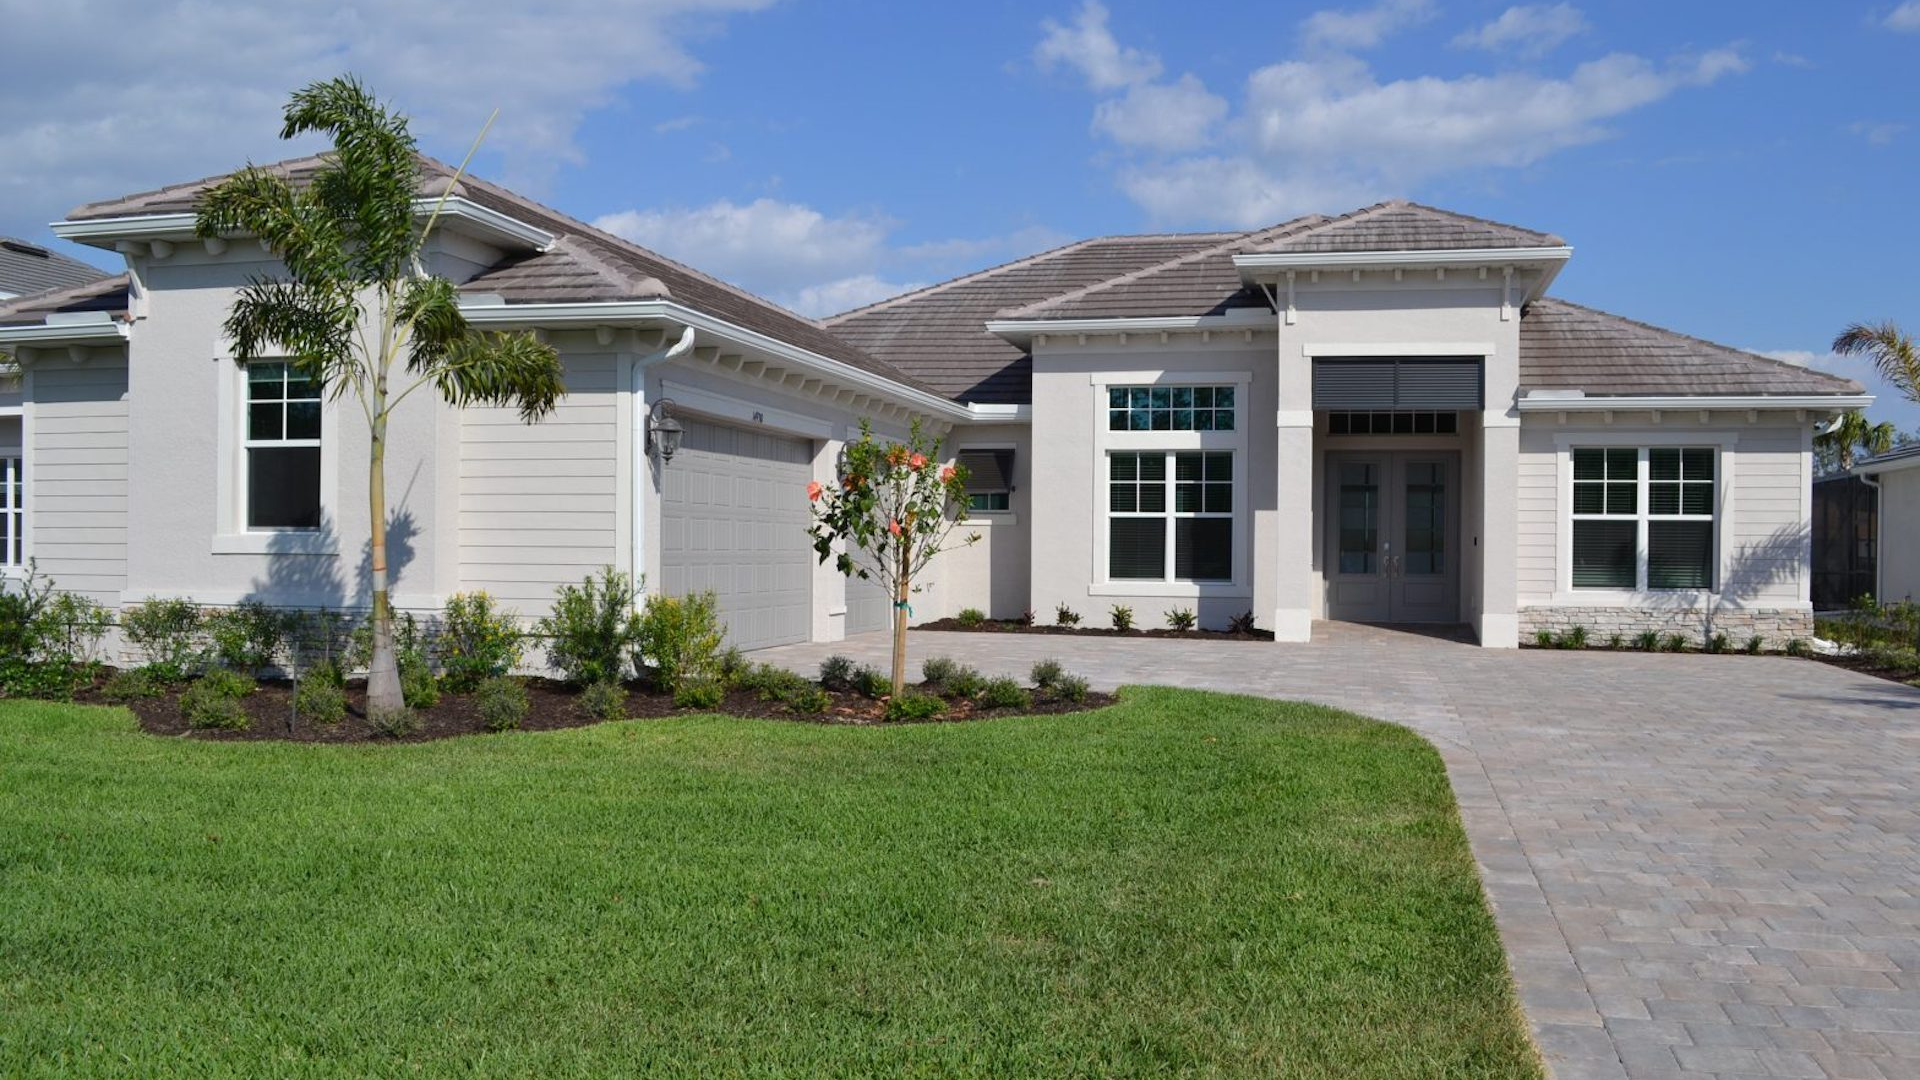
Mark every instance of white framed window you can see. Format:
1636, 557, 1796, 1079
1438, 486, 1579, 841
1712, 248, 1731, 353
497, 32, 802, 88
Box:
0, 454, 21, 568
243, 361, 323, 530
1108, 450, 1233, 582
1571, 446, 1717, 591
956, 448, 1014, 514
1107, 384, 1236, 432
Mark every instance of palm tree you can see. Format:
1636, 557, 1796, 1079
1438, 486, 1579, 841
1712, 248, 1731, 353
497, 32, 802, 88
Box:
1834, 321, 1920, 406
196, 77, 564, 715
1816, 410, 1899, 472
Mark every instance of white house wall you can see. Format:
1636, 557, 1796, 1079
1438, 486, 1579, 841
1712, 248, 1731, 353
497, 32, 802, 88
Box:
933, 422, 1031, 621
1875, 467, 1920, 604
21, 353, 129, 603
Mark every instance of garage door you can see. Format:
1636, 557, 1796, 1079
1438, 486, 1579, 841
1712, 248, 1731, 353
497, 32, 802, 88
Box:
660, 417, 813, 651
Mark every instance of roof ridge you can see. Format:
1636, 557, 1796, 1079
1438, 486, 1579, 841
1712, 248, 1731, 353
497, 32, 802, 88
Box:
1395, 200, 1565, 246
822, 230, 1243, 325
998, 214, 1327, 320
64, 152, 335, 219
1528, 296, 1861, 389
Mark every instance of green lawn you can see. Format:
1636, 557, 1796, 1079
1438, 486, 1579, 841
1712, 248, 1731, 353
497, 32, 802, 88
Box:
0, 688, 1540, 1079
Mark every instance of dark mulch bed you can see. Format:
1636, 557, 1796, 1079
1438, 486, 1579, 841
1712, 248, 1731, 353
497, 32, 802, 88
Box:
916, 617, 1274, 642
81, 676, 1114, 744
1804, 652, 1920, 687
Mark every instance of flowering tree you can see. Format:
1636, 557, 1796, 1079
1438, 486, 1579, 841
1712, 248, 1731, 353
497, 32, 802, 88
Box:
807, 418, 977, 697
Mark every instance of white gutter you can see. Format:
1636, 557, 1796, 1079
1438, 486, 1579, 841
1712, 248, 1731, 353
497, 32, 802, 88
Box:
1853, 452, 1920, 477
1232, 246, 1573, 273
52, 197, 555, 252
985, 309, 1274, 338
0, 317, 130, 346
460, 298, 974, 423
965, 403, 1031, 422
1515, 393, 1873, 413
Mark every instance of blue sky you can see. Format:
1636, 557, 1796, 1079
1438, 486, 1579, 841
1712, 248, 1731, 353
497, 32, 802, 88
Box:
5, 0, 1915, 430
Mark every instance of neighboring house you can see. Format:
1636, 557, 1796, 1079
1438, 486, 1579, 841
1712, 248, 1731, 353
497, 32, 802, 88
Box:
0, 237, 108, 301
0, 156, 1870, 650
1852, 445, 1920, 605
1811, 473, 1878, 610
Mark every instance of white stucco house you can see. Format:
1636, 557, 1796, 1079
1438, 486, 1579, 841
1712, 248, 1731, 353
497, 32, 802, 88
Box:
1853, 445, 1920, 606
0, 155, 1870, 649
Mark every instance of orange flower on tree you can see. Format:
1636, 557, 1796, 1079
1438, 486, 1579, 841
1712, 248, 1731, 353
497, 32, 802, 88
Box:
909, 452, 927, 470
807, 480, 823, 502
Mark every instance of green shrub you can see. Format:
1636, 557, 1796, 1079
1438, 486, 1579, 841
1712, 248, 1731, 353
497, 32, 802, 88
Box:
1227, 611, 1258, 634
1633, 630, 1662, 652
943, 665, 985, 700
123, 597, 207, 683
978, 676, 1031, 710
1607, 633, 1625, 650
286, 609, 359, 677
0, 568, 111, 700
304, 657, 346, 689
1021, 608, 1036, 627
1555, 626, 1589, 650
921, 656, 960, 687
851, 665, 891, 699
1165, 608, 1197, 632
1704, 632, 1730, 654
884, 691, 946, 722
475, 676, 529, 732
1053, 673, 1091, 703
715, 646, 748, 686
578, 679, 628, 721
1030, 658, 1064, 689
1534, 630, 1555, 648
100, 668, 164, 702
438, 592, 523, 692
1866, 644, 1920, 675
369, 706, 420, 738
735, 663, 808, 701
636, 590, 726, 695
955, 607, 986, 628
537, 568, 640, 686
204, 601, 288, 674
818, 655, 856, 690
181, 669, 255, 731
401, 652, 440, 710
1109, 604, 1134, 632
1785, 637, 1811, 657
1662, 633, 1689, 653
784, 686, 831, 716
1743, 635, 1764, 655
294, 672, 348, 726
673, 678, 726, 710
1054, 604, 1080, 627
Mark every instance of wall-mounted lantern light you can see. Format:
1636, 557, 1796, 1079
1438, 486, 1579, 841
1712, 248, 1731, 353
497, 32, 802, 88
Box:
646, 398, 685, 464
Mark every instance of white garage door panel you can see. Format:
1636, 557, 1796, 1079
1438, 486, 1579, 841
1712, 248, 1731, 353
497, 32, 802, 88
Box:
660, 418, 813, 651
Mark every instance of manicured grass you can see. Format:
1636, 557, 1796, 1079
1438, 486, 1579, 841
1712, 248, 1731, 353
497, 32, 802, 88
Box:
0, 689, 1539, 1078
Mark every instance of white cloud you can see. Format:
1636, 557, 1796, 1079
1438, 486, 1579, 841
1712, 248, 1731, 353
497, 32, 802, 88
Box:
1887, 1, 1920, 31
1301, 0, 1435, 51
1034, 1, 1162, 90
0, 0, 775, 242
594, 199, 1063, 316
1092, 75, 1230, 152
1849, 120, 1907, 145
1758, 349, 1920, 431
1451, 4, 1590, 58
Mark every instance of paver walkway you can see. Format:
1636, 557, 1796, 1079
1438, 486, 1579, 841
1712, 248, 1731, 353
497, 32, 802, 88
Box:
755, 623, 1920, 1080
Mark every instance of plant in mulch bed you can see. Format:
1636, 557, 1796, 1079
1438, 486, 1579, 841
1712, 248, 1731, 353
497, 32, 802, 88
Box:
1227, 611, 1258, 635
100, 668, 165, 703
294, 672, 348, 726
1165, 608, 1197, 632
1785, 638, 1811, 657
1109, 604, 1134, 632
921, 656, 960, 687
1054, 604, 1081, 628
437, 591, 523, 693
1633, 630, 1662, 652
978, 676, 1031, 710
818, 655, 857, 691
1030, 658, 1064, 690
1021, 608, 1037, 627
1053, 674, 1091, 703
577, 679, 628, 722
1704, 632, 1731, 655
122, 597, 209, 684
475, 677, 529, 733
850, 665, 892, 700
181, 669, 256, 731
885, 691, 947, 722
673, 679, 726, 711
1534, 630, 1554, 648
369, 706, 421, 739
636, 590, 726, 696
1744, 635, 1765, 655
1554, 625, 1589, 650
538, 569, 641, 687
1, 567, 113, 701
956, 607, 986, 628
204, 601, 290, 675
1607, 633, 1625, 651
1662, 633, 1689, 653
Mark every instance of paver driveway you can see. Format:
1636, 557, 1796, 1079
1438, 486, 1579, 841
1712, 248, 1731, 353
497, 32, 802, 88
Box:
755, 623, 1920, 1080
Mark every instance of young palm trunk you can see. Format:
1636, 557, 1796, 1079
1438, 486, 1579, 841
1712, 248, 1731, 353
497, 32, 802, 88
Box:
890, 535, 910, 697
365, 414, 403, 713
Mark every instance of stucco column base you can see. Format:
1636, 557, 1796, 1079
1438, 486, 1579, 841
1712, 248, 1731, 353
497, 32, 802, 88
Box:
1478, 612, 1519, 649
1272, 607, 1313, 642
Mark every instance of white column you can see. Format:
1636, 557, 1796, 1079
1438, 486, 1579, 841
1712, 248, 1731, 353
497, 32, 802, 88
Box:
1272, 326, 1315, 641
1478, 412, 1520, 647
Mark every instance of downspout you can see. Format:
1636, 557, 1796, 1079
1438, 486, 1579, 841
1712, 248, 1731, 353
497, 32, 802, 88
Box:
633, 325, 697, 594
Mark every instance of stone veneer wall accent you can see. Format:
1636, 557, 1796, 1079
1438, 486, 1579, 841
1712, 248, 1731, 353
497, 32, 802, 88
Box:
1519, 606, 1813, 645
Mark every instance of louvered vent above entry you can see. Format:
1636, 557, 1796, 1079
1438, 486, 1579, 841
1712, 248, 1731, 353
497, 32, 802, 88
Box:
1311, 357, 1484, 411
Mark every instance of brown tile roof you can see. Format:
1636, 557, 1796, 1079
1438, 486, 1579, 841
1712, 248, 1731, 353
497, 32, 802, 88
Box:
1518, 298, 1863, 397
63, 153, 945, 398
0, 274, 131, 327
824, 233, 1239, 403
1256, 200, 1564, 253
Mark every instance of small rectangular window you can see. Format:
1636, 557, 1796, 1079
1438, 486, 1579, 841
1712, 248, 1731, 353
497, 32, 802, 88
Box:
1325, 411, 1458, 435
1108, 385, 1235, 432
245, 362, 322, 530
0, 456, 21, 567
956, 449, 1013, 514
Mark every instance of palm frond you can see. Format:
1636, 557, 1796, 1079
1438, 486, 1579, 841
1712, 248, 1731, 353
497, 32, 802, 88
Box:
395, 276, 469, 374
282, 75, 421, 284
195, 167, 350, 284
224, 279, 359, 390
1834, 320, 1920, 406
434, 331, 565, 422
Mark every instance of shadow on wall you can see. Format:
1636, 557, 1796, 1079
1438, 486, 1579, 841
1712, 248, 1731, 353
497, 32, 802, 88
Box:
1646, 521, 1809, 641
239, 509, 418, 613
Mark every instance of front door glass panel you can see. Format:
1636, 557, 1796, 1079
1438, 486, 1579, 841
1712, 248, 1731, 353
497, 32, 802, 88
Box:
1403, 462, 1446, 576
1338, 462, 1379, 575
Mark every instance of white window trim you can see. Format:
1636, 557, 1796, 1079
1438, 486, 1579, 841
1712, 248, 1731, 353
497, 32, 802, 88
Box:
213, 357, 339, 555
1090, 373, 1252, 598
1552, 433, 1739, 605
0, 450, 21, 571
954, 442, 1016, 522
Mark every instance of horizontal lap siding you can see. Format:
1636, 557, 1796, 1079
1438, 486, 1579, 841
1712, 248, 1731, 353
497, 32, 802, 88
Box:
1726, 428, 1807, 605
30, 361, 129, 604
458, 355, 620, 616
1516, 426, 1559, 602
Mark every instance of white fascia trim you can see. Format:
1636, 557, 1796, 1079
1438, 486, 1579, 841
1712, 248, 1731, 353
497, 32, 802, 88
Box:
1516, 393, 1873, 413
985, 309, 1274, 337
0, 319, 130, 345
1304, 341, 1495, 357
1854, 453, 1920, 477
458, 298, 973, 422
965, 403, 1031, 423
1233, 247, 1573, 273
53, 197, 554, 251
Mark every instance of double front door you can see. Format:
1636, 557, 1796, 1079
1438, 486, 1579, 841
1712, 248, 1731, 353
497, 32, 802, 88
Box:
1324, 452, 1460, 623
